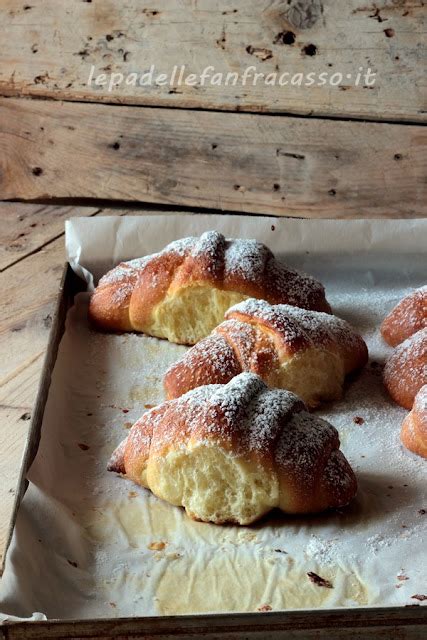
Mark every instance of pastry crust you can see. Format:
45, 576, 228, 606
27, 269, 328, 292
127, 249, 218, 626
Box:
401, 385, 427, 458
89, 231, 331, 344
164, 299, 368, 407
381, 286, 427, 347
108, 373, 357, 525
383, 328, 427, 409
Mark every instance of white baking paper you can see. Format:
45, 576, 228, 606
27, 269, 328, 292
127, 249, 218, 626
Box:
1, 215, 426, 621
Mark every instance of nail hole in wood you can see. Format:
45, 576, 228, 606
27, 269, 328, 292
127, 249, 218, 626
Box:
302, 44, 317, 56
274, 31, 295, 45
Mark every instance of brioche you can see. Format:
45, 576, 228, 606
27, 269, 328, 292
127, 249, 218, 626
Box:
381, 286, 426, 347
108, 373, 357, 525
89, 231, 331, 345
401, 385, 427, 458
383, 328, 427, 409
164, 299, 368, 408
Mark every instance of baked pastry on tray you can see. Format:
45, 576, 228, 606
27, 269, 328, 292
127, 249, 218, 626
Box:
89, 231, 331, 344
381, 286, 426, 347
383, 327, 427, 410
164, 299, 368, 407
108, 373, 357, 525
382, 288, 427, 456
401, 385, 427, 459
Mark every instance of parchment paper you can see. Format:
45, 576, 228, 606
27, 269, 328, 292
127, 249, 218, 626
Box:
1, 215, 426, 621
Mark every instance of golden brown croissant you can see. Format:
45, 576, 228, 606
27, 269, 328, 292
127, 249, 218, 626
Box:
164, 299, 368, 407
401, 385, 427, 458
383, 328, 427, 410
108, 373, 357, 525
88, 231, 331, 344
381, 286, 427, 347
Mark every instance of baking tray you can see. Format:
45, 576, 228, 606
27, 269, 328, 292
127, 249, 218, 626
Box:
1, 218, 426, 637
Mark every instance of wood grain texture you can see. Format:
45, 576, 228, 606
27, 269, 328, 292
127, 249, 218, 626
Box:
0, 237, 64, 569
1, 97, 425, 217
0, 203, 100, 271
0, 203, 199, 568
0, 0, 425, 121
0, 203, 122, 568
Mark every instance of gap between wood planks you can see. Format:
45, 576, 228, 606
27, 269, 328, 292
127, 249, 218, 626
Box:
0, 201, 279, 273
0, 93, 424, 126
4, 198, 302, 229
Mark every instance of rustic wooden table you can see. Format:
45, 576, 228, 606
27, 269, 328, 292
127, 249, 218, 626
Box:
0, 0, 425, 583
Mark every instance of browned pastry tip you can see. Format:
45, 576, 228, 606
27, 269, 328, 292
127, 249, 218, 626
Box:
381, 286, 427, 347
401, 385, 427, 459
107, 439, 127, 474
383, 328, 427, 410
109, 373, 357, 525
89, 231, 331, 344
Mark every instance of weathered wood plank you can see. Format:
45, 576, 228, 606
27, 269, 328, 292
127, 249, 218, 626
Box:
0, 406, 31, 572
0, 0, 424, 122
0, 235, 64, 569
1, 240, 64, 391
0, 203, 203, 567
0, 203, 100, 271
0, 97, 425, 217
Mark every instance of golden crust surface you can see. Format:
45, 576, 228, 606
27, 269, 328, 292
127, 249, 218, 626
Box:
381, 286, 427, 347
401, 385, 427, 458
164, 299, 368, 407
383, 328, 427, 410
88, 231, 331, 344
109, 373, 357, 525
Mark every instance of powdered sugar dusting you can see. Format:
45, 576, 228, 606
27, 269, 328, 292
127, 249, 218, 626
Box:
266, 258, 324, 307
95, 231, 327, 313
164, 236, 196, 258
172, 333, 238, 381
387, 285, 427, 329
142, 372, 346, 488
275, 413, 336, 477
110, 281, 134, 305
384, 328, 427, 398
190, 230, 223, 266
99, 237, 195, 287
399, 286, 427, 327
414, 384, 427, 413
227, 298, 361, 350
217, 319, 260, 369
224, 238, 271, 282
99, 264, 137, 286
387, 328, 427, 373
